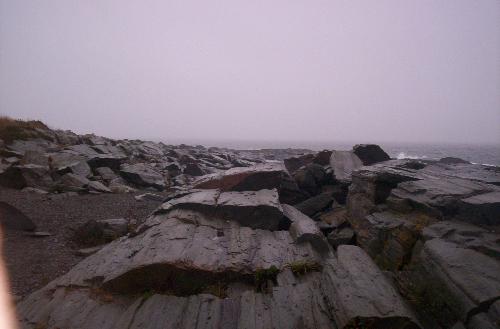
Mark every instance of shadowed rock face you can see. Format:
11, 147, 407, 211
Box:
344, 159, 500, 328
353, 144, 391, 166
0, 201, 36, 231
120, 163, 166, 191
194, 163, 286, 191
0, 164, 53, 189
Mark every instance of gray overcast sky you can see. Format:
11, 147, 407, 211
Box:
0, 0, 499, 144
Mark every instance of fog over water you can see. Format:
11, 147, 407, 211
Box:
1, 1, 499, 146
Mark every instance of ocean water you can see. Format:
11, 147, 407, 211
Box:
380, 143, 500, 167
162, 138, 500, 166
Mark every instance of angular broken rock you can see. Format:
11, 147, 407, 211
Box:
457, 191, 500, 226
353, 144, 390, 166
321, 245, 420, 328
294, 192, 333, 217
120, 163, 166, 191
283, 153, 314, 173
59, 173, 89, 191
56, 160, 92, 178
193, 162, 304, 204
87, 154, 125, 171
88, 180, 111, 193
329, 150, 363, 182
73, 218, 128, 247
0, 201, 37, 231
0, 164, 53, 189
282, 204, 329, 253
419, 237, 500, 325
155, 189, 286, 231
346, 159, 500, 268
95, 166, 118, 181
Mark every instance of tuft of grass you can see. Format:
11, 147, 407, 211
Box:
254, 265, 279, 293
0, 116, 49, 144
288, 261, 322, 276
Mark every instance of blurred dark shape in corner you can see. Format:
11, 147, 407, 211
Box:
0, 226, 19, 328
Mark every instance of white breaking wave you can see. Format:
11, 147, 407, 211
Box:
471, 162, 498, 167
396, 152, 428, 160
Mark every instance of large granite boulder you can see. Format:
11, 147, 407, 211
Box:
120, 163, 166, 190
353, 144, 390, 165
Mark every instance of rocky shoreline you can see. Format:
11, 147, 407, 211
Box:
1, 123, 499, 328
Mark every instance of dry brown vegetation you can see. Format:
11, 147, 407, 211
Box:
0, 116, 49, 144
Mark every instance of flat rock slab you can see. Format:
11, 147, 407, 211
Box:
193, 163, 286, 191
156, 189, 285, 231
42, 211, 322, 294
17, 244, 420, 329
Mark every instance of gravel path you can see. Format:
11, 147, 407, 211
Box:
0, 188, 165, 297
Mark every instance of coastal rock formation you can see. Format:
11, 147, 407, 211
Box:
17, 202, 419, 328
3, 119, 499, 329
345, 159, 500, 327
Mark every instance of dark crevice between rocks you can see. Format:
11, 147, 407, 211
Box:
373, 173, 419, 205
100, 264, 282, 298
343, 316, 420, 329
465, 296, 500, 326
398, 237, 422, 271
394, 267, 462, 328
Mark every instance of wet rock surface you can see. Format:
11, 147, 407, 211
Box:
2, 124, 499, 329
